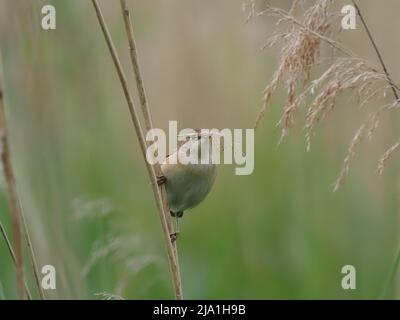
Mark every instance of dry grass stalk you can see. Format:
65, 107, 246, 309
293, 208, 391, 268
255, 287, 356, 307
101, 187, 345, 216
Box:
119, 0, 174, 242
0, 56, 45, 300
119, 0, 182, 292
252, 0, 400, 188
0, 221, 32, 299
0, 62, 26, 299
91, 0, 183, 300
119, 0, 154, 134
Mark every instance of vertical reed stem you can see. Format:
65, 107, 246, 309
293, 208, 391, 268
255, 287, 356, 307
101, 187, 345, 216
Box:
91, 0, 183, 300
0, 60, 26, 300
0, 221, 32, 299
118, 0, 181, 272
118, 0, 174, 238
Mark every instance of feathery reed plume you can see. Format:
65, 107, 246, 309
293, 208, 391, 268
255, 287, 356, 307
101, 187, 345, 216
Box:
334, 104, 393, 191
254, 0, 338, 132
333, 121, 370, 192
304, 59, 388, 150
351, 0, 400, 178
242, 0, 256, 23
0, 221, 32, 299
0, 57, 26, 299
377, 141, 400, 176
251, 0, 400, 188
91, 0, 183, 300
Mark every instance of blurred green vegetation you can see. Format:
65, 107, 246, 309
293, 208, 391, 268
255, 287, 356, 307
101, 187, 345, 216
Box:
0, 0, 400, 299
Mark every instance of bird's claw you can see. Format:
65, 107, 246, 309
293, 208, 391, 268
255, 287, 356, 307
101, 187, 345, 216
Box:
157, 175, 167, 186
170, 232, 179, 243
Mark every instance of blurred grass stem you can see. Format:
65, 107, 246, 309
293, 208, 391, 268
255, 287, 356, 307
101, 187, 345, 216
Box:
0, 222, 32, 299
19, 200, 45, 299
381, 246, 400, 299
0, 57, 26, 300
0, 55, 44, 300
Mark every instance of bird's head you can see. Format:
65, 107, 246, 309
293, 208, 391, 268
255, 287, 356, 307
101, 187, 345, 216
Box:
178, 129, 218, 164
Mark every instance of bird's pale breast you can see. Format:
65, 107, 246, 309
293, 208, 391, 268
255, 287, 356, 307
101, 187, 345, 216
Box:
161, 162, 217, 213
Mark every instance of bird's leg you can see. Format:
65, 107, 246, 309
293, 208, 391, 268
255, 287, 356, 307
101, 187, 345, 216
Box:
157, 175, 167, 186
169, 211, 183, 243
175, 215, 180, 235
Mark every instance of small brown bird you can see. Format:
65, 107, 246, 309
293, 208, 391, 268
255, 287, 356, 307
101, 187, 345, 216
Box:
157, 130, 217, 241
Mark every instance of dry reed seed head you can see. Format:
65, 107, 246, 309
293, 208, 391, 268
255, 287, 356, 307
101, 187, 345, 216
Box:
333, 124, 365, 192
278, 57, 387, 150
333, 107, 386, 191
242, 0, 256, 23
377, 141, 400, 175
253, 0, 400, 189
304, 59, 386, 131
255, 0, 336, 130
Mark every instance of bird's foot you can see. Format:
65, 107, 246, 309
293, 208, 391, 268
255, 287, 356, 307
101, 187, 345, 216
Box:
157, 175, 167, 186
170, 232, 179, 243
170, 211, 184, 218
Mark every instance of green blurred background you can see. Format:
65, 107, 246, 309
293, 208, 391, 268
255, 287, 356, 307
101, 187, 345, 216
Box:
0, 0, 400, 299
